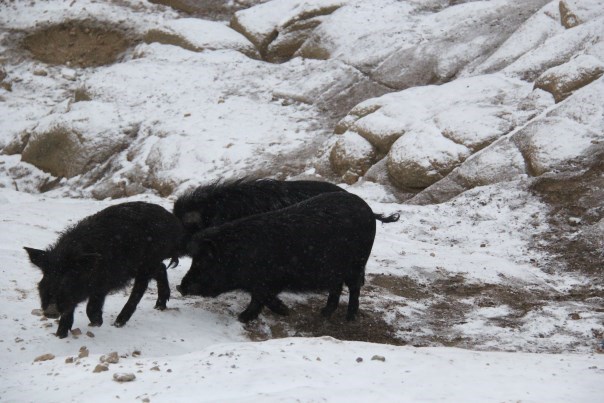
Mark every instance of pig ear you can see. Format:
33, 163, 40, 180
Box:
24, 247, 49, 271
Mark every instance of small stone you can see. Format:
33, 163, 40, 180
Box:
150, 366, 160, 371
86, 331, 95, 338
34, 353, 55, 362
31, 309, 44, 316
132, 350, 141, 357
93, 364, 109, 373
480, 243, 486, 248
71, 328, 82, 336
430, 253, 436, 257
78, 346, 89, 358
356, 357, 363, 363
569, 312, 581, 320
167, 369, 172, 373
113, 373, 136, 383
100, 352, 119, 364
371, 355, 386, 362
15, 337, 23, 343
65, 357, 74, 364
33, 69, 48, 77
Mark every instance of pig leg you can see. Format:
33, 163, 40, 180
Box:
153, 263, 170, 310
56, 306, 75, 339
321, 283, 343, 318
346, 284, 361, 321
114, 274, 150, 327
238, 295, 264, 323
86, 293, 106, 326
265, 296, 289, 316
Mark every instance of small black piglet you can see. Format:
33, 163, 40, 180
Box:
25, 201, 183, 338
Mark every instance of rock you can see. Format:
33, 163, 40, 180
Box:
34, 354, 55, 362
100, 352, 119, 364
20, 101, 131, 178
78, 347, 89, 359
144, 19, 260, 59
387, 128, 471, 189
534, 55, 604, 102
33, 68, 48, 77
329, 131, 378, 182
86, 331, 95, 338
65, 357, 74, 364
132, 350, 141, 357
230, 0, 345, 59
356, 357, 363, 363
113, 373, 136, 383
514, 117, 601, 176
559, 1, 581, 29
150, 366, 160, 371
71, 328, 82, 336
371, 355, 386, 362
93, 364, 109, 373
31, 309, 44, 317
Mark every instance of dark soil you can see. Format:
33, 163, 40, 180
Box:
23, 21, 133, 68
530, 147, 604, 284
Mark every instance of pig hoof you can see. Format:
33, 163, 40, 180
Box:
88, 321, 103, 327
237, 312, 258, 323
55, 331, 69, 339
154, 303, 167, 311
113, 320, 125, 328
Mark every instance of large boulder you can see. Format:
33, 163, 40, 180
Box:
533, 54, 604, 102
230, 0, 347, 61
144, 18, 260, 59
329, 131, 377, 184
20, 101, 133, 179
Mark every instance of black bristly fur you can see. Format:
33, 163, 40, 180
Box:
172, 178, 345, 253
178, 192, 391, 323
24, 202, 183, 338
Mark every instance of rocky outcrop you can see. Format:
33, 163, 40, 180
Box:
230, 0, 346, 62
20, 101, 134, 179
330, 74, 552, 189
410, 76, 604, 204
534, 54, 604, 102
144, 19, 260, 59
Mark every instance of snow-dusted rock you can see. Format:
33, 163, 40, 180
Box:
534, 54, 604, 102
298, 0, 548, 89
387, 128, 471, 189
334, 74, 552, 190
329, 131, 377, 184
230, 0, 347, 60
144, 18, 260, 59
272, 58, 390, 118
502, 16, 604, 81
20, 101, 133, 179
412, 76, 604, 204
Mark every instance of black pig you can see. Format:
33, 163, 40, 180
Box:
24, 202, 183, 338
173, 178, 345, 252
177, 192, 399, 322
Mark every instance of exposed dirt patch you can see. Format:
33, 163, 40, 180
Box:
22, 21, 133, 68
530, 147, 604, 284
245, 296, 404, 346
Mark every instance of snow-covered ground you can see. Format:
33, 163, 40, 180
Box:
1, 0, 603, 401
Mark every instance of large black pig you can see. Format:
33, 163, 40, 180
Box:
177, 192, 398, 322
172, 178, 345, 252
24, 202, 183, 338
